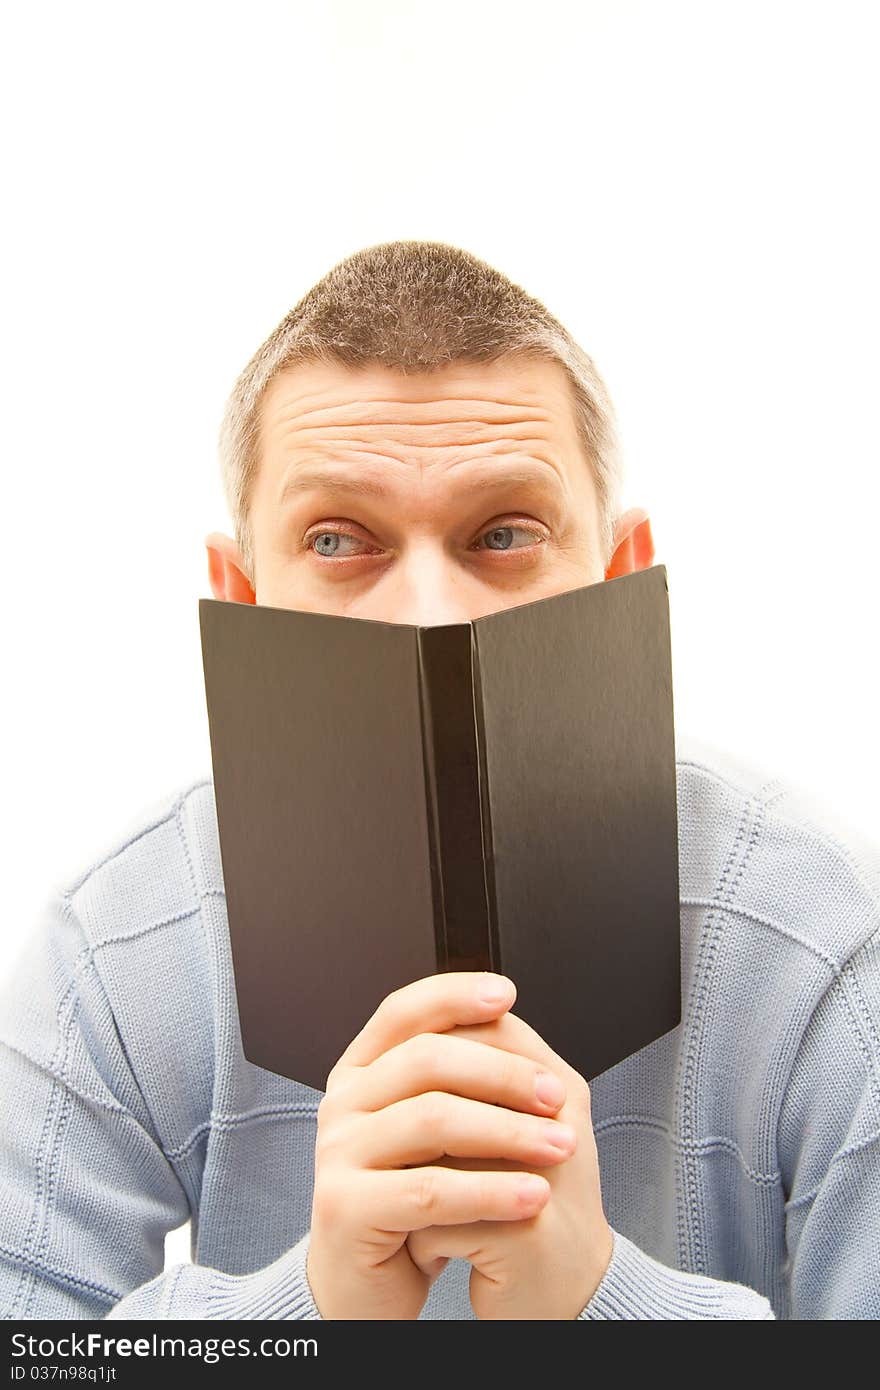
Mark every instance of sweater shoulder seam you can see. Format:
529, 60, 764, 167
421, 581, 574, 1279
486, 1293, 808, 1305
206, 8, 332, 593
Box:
58, 777, 213, 902
677, 755, 880, 923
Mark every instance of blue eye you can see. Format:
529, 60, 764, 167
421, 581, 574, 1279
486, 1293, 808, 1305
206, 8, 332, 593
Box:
311, 531, 365, 557
485, 527, 513, 550
313, 532, 340, 556
478, 524, 539, 551
308, 522, 542, 561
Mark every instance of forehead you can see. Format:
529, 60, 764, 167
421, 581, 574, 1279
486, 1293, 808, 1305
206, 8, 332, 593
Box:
257, 355, 584, 457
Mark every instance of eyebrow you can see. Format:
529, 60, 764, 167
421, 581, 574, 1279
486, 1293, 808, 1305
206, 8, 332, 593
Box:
277, 462, 567, 507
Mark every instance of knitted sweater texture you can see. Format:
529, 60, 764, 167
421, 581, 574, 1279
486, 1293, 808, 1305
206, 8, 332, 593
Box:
2, 731, 878, 1319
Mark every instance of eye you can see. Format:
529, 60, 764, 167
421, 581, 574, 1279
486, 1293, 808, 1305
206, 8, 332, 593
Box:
473, 522, 545, 552
308, 529, 372, 558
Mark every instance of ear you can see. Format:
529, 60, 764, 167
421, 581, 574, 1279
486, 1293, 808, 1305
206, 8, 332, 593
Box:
204, 532, 256, 604
604, 507, 655, 580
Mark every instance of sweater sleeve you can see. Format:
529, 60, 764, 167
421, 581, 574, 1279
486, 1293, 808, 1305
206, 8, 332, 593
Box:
775, 929, 880, 1319
103, 1236, 322, 1320
0, 890, 322, 1321
576, 1230, 775, 1319
577, 923, 880, 1320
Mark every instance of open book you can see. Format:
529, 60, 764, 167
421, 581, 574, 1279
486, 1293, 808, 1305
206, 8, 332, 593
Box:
199, 564, 682, 1092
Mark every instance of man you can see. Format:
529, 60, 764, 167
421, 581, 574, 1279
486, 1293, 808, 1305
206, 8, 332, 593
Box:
2, 241, 878, 1319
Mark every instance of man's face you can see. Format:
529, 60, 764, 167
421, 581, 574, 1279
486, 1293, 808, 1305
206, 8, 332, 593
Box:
208, 356, 649, 624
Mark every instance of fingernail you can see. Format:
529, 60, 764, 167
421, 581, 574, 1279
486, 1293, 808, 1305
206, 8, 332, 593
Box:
517, 1175, 548, 1207
478, 974, 512, 1004
543, 1122, 576, 1151
535, 1071, 565, 1107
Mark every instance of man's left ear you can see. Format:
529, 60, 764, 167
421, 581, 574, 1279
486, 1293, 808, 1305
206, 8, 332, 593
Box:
604, 508, 655, 580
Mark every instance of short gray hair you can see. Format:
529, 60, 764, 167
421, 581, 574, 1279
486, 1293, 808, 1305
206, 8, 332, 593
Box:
219, 240, 624, 586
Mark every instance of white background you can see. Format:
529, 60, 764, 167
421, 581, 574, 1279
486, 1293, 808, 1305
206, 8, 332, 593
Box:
2, 1, 878, 1261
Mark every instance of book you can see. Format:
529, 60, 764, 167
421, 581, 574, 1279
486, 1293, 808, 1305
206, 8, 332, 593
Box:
198, 564, 682, 1093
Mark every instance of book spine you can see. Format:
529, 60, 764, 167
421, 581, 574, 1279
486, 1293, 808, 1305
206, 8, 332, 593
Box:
469, 628, 502, 976
416, 626, 493, 973
415, 629, 449, 973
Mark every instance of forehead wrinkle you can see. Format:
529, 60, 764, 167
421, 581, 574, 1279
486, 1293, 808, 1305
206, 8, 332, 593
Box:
263, 409, 566, 465
275, 448, 576, 513
259, 374, 585, 505
277, 401, 554, 427
279, 432, 561, 460
263, 379, 558, 424
261, 383, 560, 435
265, 408, 556, 448
275, 435, 570, 486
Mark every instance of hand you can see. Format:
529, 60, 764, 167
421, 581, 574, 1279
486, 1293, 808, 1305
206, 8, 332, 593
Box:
305, 971, 579, 1319
405, 1006, 614, 1319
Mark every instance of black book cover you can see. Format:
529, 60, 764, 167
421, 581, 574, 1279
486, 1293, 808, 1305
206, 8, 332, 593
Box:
198, 564, 682, 1093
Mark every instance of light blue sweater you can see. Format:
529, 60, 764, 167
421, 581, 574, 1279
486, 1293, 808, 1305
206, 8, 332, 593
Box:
2, 730, 879, 1320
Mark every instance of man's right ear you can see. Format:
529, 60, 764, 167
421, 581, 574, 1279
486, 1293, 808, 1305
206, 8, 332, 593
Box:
204, 532, 256, 604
